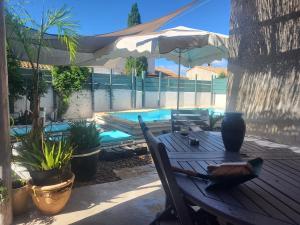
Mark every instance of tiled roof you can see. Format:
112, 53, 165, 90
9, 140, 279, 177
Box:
187, 66, 227, 75
19, 61, 52, 70
155, 67, 179, 78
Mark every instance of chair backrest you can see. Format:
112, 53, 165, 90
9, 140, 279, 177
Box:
138, 115, 173, 205
139, 115, 194, 225
171, 109, 209, 132
145, 129, 194, 225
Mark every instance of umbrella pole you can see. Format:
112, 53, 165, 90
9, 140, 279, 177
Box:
177, 49, 182, 110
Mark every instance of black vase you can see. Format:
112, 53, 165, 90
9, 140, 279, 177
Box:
221, 112, 246, 152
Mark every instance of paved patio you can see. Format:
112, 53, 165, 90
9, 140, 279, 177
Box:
12, 135, 300, 225
13, 165, 163, 225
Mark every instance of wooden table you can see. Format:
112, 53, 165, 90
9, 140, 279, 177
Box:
158, 131, 300, 225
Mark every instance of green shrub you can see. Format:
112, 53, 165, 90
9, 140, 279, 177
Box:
209, 112, 224, 131
14, 135, 73, 171
69, 120, 100, 154
0, 179, 8, 204
51, 66, 90, 119
12, 179, 26, 189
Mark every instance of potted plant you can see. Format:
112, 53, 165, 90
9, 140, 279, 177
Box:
14, 135, 74, 215
12, 178, 29, 215
0, 179, 8, 222
69, 120, 101, 181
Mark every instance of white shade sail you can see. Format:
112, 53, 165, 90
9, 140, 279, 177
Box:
7, 1, 199, 66
90, 26, 229, 67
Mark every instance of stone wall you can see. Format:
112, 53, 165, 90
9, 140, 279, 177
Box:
228, 0, 300, 146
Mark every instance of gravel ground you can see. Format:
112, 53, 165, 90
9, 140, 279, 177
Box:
74, 154, 153, 187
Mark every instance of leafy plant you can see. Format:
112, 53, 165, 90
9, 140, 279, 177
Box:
217, 72, 226, 79
51, 66, 89, 119
12, 179, 26, 189
14, 110, 33, 125
6, 4, 79, 140
14, 136, 73, 171
24, 75, 48, 112
0, 179, 8, 204
69, 120, 100, 154
125, 56, 148, 76
125, 3, 148, 75
127, 3, 141, 27
7, 47, 26, 113
209, 112, 224, 131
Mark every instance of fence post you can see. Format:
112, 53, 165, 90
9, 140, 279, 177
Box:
142, 71, 145, 108
131, 69, 137, 109
194, 74, 198, 107
90, 68, 95, 112
109, 69, 113, 111
158, 72, 162, 108
134, 69, 137, 108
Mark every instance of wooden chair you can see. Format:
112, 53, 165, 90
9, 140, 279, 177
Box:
171, 109, 209, 132
139, 116, 176, 222
139, 115, 204, 225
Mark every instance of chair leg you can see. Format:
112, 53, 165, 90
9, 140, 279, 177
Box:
149, 204, 176, 225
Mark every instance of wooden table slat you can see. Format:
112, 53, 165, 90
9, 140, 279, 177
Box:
158, 131, 300, 225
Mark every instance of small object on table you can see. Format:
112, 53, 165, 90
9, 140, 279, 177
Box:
189, 126, 203, 132
172, 157, 263, 190
189, 137, 199, 146
180, 131, 189, 136
207, 162, 253, 177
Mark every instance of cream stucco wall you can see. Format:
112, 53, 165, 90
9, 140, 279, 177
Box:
186, 68, 217, 80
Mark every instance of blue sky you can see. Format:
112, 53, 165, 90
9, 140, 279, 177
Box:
9, 0, 230, 72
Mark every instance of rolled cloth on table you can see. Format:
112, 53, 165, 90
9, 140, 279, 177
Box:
207, 162, 253, 177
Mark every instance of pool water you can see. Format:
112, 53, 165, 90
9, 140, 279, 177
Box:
10, 123, 71, 136
111, 108, 224, 122
10, 123, 132, 144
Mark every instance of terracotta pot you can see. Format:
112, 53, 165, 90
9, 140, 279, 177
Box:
29, 173, 75, 215
12, 185, 29, 215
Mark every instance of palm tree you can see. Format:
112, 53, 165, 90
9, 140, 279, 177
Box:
6, 5, 78, 140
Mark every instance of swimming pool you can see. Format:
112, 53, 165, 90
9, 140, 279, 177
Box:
10, 123, 132, 144
110, 108, 224, 122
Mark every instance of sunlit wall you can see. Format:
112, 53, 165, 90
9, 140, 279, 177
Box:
227, 0, 300, 146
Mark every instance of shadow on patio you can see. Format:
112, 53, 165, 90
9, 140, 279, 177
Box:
13, 172, 164, 225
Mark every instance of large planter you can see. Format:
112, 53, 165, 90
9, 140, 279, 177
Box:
29, 166, 70, 186
221, 112, 246, 152
29, 172, 74, 215
71, 145, 100, 181
12, 184, 29, 215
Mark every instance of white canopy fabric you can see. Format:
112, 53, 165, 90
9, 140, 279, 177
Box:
89, 26, 229, 67
90, 26, 228, 110
7, 1, 199, 66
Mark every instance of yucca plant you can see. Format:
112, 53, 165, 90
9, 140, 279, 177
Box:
14, 135, 73, 172
69, 120, 100, 154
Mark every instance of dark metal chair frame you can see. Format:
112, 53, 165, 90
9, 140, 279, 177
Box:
171, 109, 210, 132
139, 115, 195, 225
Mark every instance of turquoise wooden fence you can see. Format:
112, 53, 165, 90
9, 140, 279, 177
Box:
19, 68, 227, 93
19, 69, 227, 111
92, 73, 227, 93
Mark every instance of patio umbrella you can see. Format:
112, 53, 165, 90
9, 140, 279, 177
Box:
91, 26, 229, 109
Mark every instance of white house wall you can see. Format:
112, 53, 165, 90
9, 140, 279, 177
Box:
13, 89, 226, 118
